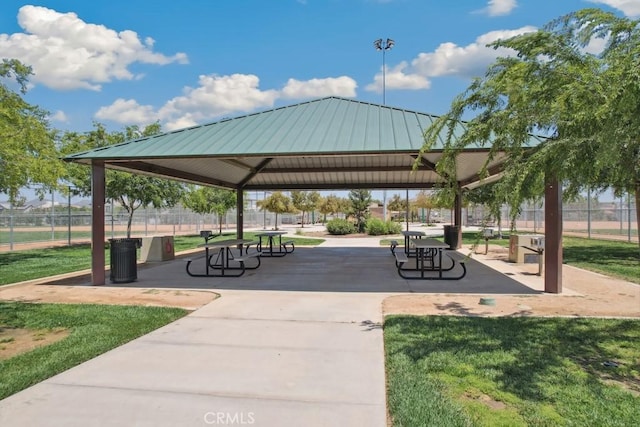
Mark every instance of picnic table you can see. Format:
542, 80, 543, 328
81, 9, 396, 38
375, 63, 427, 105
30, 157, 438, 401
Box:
254, 231, 295, 257
401, 230, 426, 257
393, 238, 467, 280
185, 238, 260, 277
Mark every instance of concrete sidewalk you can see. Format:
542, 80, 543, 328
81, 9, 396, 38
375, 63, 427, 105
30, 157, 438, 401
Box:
0, 290, 387, 427
0, 227, 545, 426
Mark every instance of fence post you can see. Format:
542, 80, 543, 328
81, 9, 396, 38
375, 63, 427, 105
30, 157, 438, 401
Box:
9, 201, 14, 251
51, 190, 55, 242
587, 188, 592, 239
628, 192, 632, 243
68, 189, 72, 246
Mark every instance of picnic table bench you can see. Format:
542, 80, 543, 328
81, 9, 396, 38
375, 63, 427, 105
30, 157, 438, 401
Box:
395, 238, 467, 280
255, 231, 294, 257
185, 238, 261, 277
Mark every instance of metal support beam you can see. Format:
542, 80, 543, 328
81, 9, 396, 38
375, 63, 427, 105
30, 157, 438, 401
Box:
239, 158, 273, 187
544, 177, 563, 293
91, 160, 106, 286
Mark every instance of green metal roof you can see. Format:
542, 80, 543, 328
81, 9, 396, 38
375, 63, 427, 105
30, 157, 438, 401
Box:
65, 96, 541, 191
67, 97, 447, 159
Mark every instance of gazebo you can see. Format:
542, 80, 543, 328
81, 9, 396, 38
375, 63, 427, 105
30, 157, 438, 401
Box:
65, 96, 562, 292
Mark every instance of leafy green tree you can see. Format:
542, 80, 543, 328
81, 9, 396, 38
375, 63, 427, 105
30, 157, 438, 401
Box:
317, 194, 339, 222
413, 190, 436, 224
59, 122, 120, 196
420, 8, 640, 248
348, 189, 372, 233
465, 183, 506, 236
108, 174, 183, 237
59, 122, 184, 237
1, 59, 62, 201
257, 191, 295, 230
337, 197, 352, 218
387, 194, 407, 213
182, 186, 237, 235
290, 190, 320, 227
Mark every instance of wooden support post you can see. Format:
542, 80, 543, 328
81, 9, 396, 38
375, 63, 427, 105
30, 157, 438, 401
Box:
454, 188, 463, 249
544, 177, 562, 293
91, 160, 106, 286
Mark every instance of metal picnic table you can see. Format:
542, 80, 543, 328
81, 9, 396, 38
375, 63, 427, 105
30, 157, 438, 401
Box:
185, 238, 260, 277
254, 231, 295, 257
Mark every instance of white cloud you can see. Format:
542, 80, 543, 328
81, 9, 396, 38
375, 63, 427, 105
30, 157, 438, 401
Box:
280, 76, 357, 99
415, 26, 537, 77
366, 26, 536, 94
484, 0, 517, 16
589, 0, 640, 17
49, 110, 68, 123
0, 5, 188, 91
158, 74, 279, 124
96, 73, 359, 130
95, 99, 158, 126
365, 62, 430, 92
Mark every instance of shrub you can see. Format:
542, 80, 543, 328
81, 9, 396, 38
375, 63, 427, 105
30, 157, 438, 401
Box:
365, 218, 387, 235
386, 220, 402, 234
365, 218, 402, 235
326, 218, 356, 235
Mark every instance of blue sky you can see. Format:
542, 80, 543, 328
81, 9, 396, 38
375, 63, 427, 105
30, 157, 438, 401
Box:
2, 0, 638, 135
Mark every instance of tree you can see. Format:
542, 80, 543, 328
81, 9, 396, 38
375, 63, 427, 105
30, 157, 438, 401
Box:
337, 197, 352, 218
108, 174, 183, 237
290, 190, 320, 227
257, 191, 295, 230
414, 190, 436, 224
420, 8, 640, 249
317, 194, 340, 222
59, 122, 184, 237
0, 59, 62, 202
387, 194, 407, 221
465, 183, 506, 237
182, 186, 236, 235
348, 190, 372, 233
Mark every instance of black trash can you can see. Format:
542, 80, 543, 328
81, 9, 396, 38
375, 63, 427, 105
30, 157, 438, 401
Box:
109, 238, 141, 283
443, 225, 460, 250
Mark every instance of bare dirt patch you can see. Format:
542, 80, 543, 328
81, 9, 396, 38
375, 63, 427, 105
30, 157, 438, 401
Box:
0, 282, 217, 360
0, 327, 70, 360
383, 244, 640, 319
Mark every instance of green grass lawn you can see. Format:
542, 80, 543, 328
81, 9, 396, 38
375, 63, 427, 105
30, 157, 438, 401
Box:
562, 237, 640, 283
0, 301, 187, 400
385, 315, 640, 427
0, 233, 324, 286
0, 230, 93, 244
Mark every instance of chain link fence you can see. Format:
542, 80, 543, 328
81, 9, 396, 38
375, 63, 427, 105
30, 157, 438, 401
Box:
1, 192, 636, 251
0, 198, 302, 251
462, 196, 637, 243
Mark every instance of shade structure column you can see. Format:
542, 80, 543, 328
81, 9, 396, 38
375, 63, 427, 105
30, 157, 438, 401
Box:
544, 176, 562, 293
91, 160, 106, 286
236, 188, 244, 239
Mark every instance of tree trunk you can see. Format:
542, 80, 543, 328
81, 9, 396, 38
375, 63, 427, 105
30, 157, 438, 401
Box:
126, 209, 134, 238
301, 211, 305, 228
218, 213, 223, 235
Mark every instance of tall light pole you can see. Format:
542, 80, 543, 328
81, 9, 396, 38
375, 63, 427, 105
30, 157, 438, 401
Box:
374, 38, 394, 104
374, 38, 394, 220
